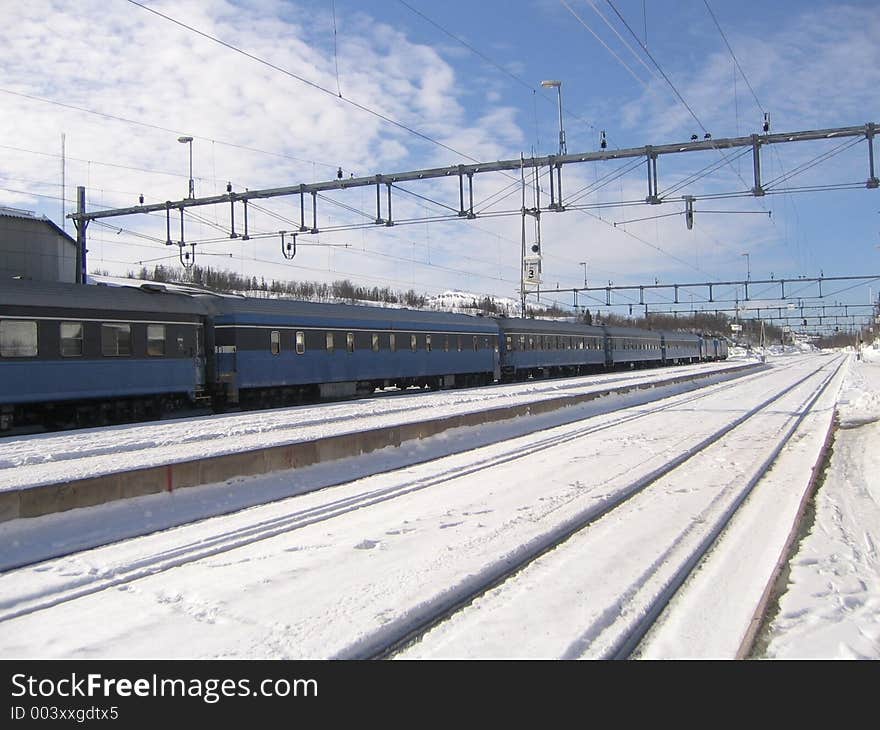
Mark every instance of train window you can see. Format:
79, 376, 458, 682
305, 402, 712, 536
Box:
472, 336, 478, 351
147, 324, 166, 356
0, 320, 37, 357
371, 333, 380, 352
410, 334, 417, 352
389, 333, 396, 352
326, 332, 335, 352
493, 337, 499, 353
506, 335, 513, 351
270, 330, 281, 355
457, 335, 462, 352
519, 335, 525, 350
296, 331, 305, 355
444, 335, 450, 352
101, 323, 131, 356
426, 334, 432, 352
346, 332, 355, 353
60, 322, 83, 357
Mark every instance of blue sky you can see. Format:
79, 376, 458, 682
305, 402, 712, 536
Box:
2, 0, 878, 325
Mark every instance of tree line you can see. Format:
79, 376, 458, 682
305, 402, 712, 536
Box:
96, 263, 797, 344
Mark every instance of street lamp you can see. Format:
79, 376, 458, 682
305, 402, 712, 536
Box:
742, 252, 750, 281
579, 261, 588, 287
178, 136, 194, 199
541, 80, 566, 156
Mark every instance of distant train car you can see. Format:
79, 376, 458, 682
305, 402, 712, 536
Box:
0, 280, 207, 430
204, 296, 500, 407
605, 325, 664, 367
496, 317, 607, 381
660, 331, 703, 365
700, 335, 729, 361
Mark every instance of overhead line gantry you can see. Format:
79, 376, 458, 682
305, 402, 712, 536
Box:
69, 122, 880, 291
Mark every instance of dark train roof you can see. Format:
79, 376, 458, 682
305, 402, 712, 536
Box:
204, 293, 499, 332
496, 317, 605, 336
602, 325, 662, 338
0, 279, 210, 316
655, 329, 702, 340
0, 280, 500, 332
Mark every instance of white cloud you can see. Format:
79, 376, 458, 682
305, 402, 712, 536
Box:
0, 1, 876, 306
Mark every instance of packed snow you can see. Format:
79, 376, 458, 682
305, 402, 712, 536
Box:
0, 347, 876, 658
761, 344, 880, 658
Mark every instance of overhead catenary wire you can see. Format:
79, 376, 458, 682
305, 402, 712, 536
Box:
560, 0, 651, 89
331, 0, 342, 97
582, 0, 662, 85
125, 0, 506, 169
702, 0, 764, 115
0, 88, 341, 173
399, 0, 599, 134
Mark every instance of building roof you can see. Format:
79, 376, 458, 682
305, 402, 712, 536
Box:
0, 207, 77, 246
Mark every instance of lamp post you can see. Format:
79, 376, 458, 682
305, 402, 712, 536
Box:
541, 80, 566, 156
178, 136, 194, 199
742, 252, 750, 281
579, 261, 588, 287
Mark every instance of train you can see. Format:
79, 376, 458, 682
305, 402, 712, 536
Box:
0, 279, 728, 432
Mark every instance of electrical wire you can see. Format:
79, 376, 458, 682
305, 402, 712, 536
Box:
0, 88, 339, 172
560, 0, 650, 89
126, 0, 500, 168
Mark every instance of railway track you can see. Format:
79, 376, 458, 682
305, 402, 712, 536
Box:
0, 357, 825, 637
382, 354, 846, 659
0, 360, 744, 472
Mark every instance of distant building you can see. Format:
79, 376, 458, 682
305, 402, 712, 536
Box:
0, 207, 77, 283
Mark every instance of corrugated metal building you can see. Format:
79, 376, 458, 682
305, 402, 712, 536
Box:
0, 207, 77, 283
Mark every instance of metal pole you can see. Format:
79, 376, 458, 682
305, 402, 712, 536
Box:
521, 157, 526, 316
556, 86, 566, 156
75, 186, 86, 284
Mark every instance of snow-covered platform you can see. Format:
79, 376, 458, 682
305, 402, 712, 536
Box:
0, 361, 761, 523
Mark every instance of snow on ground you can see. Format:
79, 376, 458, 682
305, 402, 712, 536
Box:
0, 360, 750, 491
0, 347, 876, 658
0, 353, 835, 659
762, 344, 880, 658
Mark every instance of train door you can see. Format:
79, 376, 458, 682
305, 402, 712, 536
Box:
194, 325, 205, 387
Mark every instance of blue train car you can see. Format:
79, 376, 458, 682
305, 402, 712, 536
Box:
660, 331, 703, 364
0, 280, 207, 430
203, 296, 500, 405
496, 317, 606, 381
605, 325, 664, 367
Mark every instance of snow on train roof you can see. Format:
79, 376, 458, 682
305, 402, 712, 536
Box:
495, 317, 605, 334
0, 277, 209, 315
209, 294, 499, 329
82, 275, 499, 330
